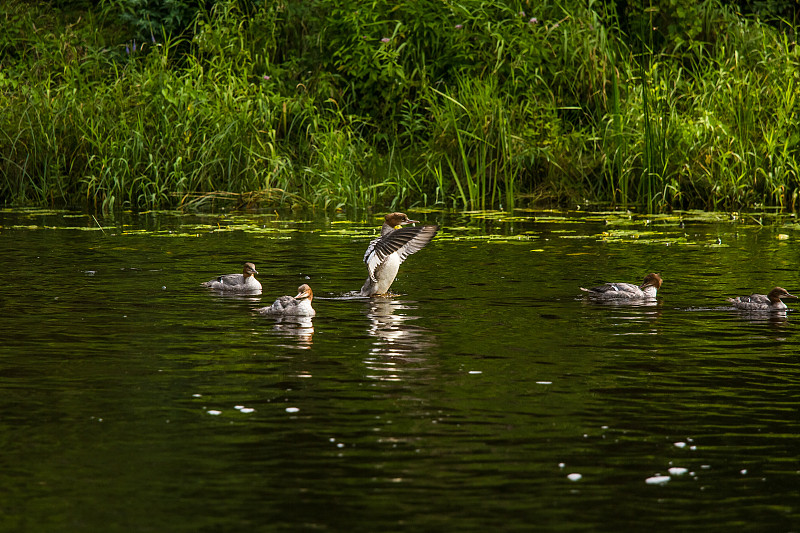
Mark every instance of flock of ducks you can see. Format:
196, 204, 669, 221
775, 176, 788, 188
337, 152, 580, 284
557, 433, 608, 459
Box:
201, 212, 798, 315
581, 272, 797, 311
201, 213, 439, 316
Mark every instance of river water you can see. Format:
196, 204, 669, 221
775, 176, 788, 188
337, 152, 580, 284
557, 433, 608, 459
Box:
1, 208, 798, 531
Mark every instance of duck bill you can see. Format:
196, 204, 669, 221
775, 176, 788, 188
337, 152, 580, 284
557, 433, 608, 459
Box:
295, 291, 309, 300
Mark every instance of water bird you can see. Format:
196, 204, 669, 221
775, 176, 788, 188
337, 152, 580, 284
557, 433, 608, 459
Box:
580, 273, 662, 300
256, 284, 315, 316
726, 287, 797, 311
359, 212, 438, 297
201, 262, 262, 293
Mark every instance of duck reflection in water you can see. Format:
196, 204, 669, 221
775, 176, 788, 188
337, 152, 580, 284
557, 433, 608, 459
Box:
262, 315, 314, 348
580, 298, 663, 334
726, 309, 791, 329
363, 298, 436, 380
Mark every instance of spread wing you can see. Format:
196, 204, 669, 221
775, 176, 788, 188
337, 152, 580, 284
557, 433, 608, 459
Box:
364, 225, 438, 282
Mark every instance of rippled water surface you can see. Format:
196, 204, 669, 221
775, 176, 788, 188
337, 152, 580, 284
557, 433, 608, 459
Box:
1, 208, 799, 532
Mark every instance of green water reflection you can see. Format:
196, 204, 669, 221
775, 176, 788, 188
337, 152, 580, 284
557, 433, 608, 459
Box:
1, 208, 798, 531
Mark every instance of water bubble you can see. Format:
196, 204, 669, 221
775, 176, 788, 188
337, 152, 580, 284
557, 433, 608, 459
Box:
645, 475, 670, 485
668, 467, 688, 476
207, 410, 222, 416
567, 473, 582, 481
240, 408, 255, 414
286, 407, 299, 413
674, 441, 687, 448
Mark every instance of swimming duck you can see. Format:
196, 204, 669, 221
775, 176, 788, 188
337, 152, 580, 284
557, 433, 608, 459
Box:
727, 287, 796, 311
580, 273, 662, 300
201, 262, 262, 292
359, 212, 438, 296
256, 284, 315, 316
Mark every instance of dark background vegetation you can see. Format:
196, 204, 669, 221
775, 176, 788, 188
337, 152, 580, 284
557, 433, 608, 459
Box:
1, 0, 798, 211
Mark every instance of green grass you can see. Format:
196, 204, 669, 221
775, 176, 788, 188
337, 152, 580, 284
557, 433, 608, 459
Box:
0, 0, 798, 212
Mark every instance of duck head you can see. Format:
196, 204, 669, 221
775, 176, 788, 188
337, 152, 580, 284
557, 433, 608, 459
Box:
640, 273, 662, 290
295, 284, 313, 302
768, 287, 796, 303
243, 262, 259, 278
385, 212, 419, 229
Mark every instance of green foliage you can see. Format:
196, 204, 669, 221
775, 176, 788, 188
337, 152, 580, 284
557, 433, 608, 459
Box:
0, 0, 799, 212
101, 0, 205, 42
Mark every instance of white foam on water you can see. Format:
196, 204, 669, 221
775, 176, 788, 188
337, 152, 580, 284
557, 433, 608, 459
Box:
468, 371, 482, 374
286, 407, 299, 413
207, 410, 222, 416
240, 408, 255, 414
234, 405, 245, 410
668, 467, 688, 476
536, 381, 552, 385
674, 442, 686, 448
645, 475, 670, 485
567, 473, 582, 481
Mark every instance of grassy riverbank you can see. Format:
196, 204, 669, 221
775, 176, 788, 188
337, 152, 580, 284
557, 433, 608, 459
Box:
1, 0, 798, 212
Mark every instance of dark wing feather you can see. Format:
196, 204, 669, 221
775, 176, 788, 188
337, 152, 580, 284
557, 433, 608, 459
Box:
364, 225, 438, 282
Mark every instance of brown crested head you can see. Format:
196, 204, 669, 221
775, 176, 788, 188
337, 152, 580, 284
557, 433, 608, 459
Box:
640, 273, 662, 289
295, 284, 313, 301
768, 286, 796, 302
384, 212, 419, 228
243, 262, 259, 277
